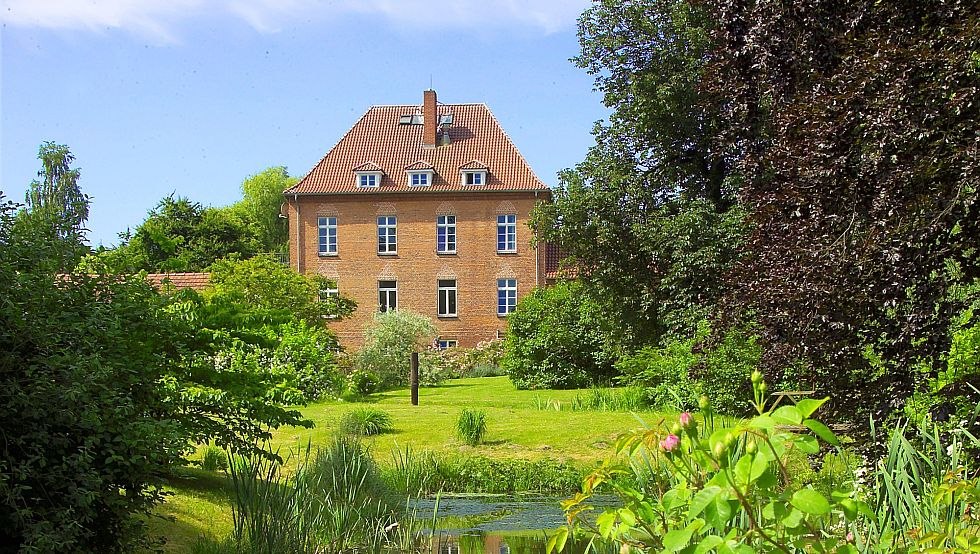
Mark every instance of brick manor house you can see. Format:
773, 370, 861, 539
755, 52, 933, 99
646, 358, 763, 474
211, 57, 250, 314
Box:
284, 90, 555, 348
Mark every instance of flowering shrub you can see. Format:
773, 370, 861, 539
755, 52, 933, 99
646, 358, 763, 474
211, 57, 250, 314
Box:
552, 372, 864, 553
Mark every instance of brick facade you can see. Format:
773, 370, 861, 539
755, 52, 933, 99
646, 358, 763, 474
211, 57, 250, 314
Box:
286, 191, 548, 347
285, 90, 552, 349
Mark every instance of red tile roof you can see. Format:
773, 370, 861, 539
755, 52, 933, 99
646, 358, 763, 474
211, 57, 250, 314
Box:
404, 160, 434, 170
286, 102, 549, 195
145, 272, 210, 291
544, 243, 576, 281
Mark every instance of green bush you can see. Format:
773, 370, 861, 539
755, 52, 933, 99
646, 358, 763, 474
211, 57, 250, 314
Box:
616, 322, 762, 415
615, 338, 699, 411
502, 281, 620, 389
357, 310, 436, 389
694, 325, 761, 415
418, 339, 507, 382
271, 320, 344, 401
200, 444, 229, 473
466, 339, 506, 377
455, 408, 488, 446
339, 408, 394, 436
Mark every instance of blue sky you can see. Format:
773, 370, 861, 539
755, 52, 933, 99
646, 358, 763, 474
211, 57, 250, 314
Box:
1, 0, 609, 247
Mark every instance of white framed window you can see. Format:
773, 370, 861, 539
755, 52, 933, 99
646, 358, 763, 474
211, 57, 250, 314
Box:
497, 278, 517, 316
437, 215, 456, 254
437, 339, 458, 350
496, 214, 517, 253
319, 282, 340, 318
378, 280, 397, 312
318, 284, 339, 301
357, 172, 381, 188
462, 170, 486, 186
377, 216, 397, 254
438, 279, 457, 317
317, 216, 337, 256
408, 171, 433, 187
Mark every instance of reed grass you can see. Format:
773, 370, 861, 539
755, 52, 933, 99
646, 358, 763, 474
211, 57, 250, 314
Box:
533, 386, 649, 412
339, 408, 394, 436
455, 408, 488, 446
192, 437, 434, 553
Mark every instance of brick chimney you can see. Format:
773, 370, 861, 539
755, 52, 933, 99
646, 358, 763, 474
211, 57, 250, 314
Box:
423, 89, 437, 147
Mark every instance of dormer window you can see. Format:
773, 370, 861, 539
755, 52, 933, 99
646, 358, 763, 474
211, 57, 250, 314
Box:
359, 174, 378, 187
408, 171, 434, 187
463, 171, 486, 186
404, 161, 435, 187
459, 161, 489, 186
353, 162, 384, 188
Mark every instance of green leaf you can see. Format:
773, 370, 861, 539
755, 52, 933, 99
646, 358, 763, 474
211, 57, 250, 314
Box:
803, 419, 840, 446
704, 494, 733, 530
795, 435, 820, 454
733, 454, 753, 484
618, 508, 636, 527
694, 535, 724, 553
781, 507, 804, 528
546, 526, 568, 554
771, 405, 803, 425
689, 486, 722, 518
662, 528, 693, 552
791, 488, 831, 515
748, 415, 775, 430
596, 511, 616, 538
794, 398, 827, 418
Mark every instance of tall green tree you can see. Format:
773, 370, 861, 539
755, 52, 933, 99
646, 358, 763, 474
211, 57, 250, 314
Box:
532, 0, 744, 344
231, 166, 296, 253
19, 142, 90, 269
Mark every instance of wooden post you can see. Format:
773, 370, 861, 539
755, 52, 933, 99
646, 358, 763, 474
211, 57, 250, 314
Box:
410, 352, 419, 406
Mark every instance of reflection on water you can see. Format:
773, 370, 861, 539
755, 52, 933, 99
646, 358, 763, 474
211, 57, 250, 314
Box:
412, 496, 619, 554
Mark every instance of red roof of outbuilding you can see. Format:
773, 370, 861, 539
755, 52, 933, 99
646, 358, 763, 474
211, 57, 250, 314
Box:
145, 272, 210, 291
286, 102, 549, 195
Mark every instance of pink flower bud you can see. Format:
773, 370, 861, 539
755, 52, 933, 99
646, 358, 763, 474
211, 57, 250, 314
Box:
659, 434, 680, 452
679, 412, 693, 428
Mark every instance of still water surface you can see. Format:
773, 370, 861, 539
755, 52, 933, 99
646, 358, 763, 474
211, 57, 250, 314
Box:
413, 495, 618, 554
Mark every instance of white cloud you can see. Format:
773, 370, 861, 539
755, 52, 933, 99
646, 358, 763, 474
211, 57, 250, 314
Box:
1, 0, 587, 40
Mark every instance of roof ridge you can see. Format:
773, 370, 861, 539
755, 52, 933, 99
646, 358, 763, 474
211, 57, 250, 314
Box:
367, 103, 488, 108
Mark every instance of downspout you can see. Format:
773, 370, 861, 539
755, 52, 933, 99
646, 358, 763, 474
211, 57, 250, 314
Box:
293, 194, 301, 273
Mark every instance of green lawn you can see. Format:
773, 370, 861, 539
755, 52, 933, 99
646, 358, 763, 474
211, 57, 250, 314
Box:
269, 376, 664, 464
149, 376, 666, 551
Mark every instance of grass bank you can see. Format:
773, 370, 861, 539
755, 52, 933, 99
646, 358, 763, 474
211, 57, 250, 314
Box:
149, 376, 665, 551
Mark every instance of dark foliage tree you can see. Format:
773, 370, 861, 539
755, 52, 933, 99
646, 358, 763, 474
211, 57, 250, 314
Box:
708, 0, 980, 417
532, 0, 745, 344
96, 195, 259, 273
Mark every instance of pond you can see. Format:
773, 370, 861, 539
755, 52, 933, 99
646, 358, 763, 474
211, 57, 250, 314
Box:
413, 495, 619, 554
